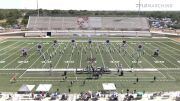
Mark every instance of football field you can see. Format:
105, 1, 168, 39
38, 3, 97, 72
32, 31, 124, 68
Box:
0, 37, 180, 93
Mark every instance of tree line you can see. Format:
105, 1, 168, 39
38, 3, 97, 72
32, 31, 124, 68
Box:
0, 9, 180, 28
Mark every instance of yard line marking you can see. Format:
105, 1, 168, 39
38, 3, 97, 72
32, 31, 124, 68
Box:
0, 41, 20, 56
171, 41, 180, 45
131, 42, 168, 78
2, 42, 32, 69
17, 79, 175, 82
167, 38, 180, 45
81, 43, 88, 66
157, 68, 180, 70
27, 42, 53, 69
168, 72, 180, 74
0, 41, 19, 52
66, 45, 75, 68
41, 43, 61, 69
154, 42, 180, 66
97, 43, 106, 68
60, 40, 172, 43
19, 42, 54, 78
112, 43, 130, 68
148, 43, 179, 68
79, 43, 83, 68
145, 45, 170, 69
90, 44, 93, 58
104, 44, 117, 68
159, 42, 180, 53
128, 43, 166, 78
15, 42, 40, 69
126, 44, 144, 68
20, 76, 165, 79
166, 72, 176, 81
130, 46, 167, 78
0, 73, 19, 75
0, 40, 7, 44
54, 42, 69, 68
1, 42, 25, 61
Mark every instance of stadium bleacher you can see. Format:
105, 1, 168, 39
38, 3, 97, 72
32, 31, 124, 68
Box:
26, 16, 151, 37
27, 16, 149, 31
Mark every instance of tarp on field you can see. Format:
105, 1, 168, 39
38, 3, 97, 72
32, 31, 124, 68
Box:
102, 83, 116, 91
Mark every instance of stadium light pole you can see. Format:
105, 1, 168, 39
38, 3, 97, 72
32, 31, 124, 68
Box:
138, 0, 141, 16
37, 0, 39, 17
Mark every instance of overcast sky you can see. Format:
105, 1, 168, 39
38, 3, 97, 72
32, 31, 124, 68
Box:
0, 0, 179, 11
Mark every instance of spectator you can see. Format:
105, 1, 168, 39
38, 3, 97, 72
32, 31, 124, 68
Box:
136, 77, 139, 83
31, 92, 34, 98
83, 80, 86, 85
68, 88, 71, 93
70, 81, 73, 86
154, 76, 156, 81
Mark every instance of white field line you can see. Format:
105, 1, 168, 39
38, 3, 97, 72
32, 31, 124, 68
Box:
128, 43, 166, 78
160, 42, 180, 53
17, 79, 175, 82
0, 73, 19, 74
79, 43, 83, 68
144, 43, 176, 81
21, 76, 165, 79
90, 46, 93, 58
88, 43, 93, 58
1, 42, 25, 61
60, 40, 172, 43
81, 43, 88, 65
27, 43, 54, 69
18, 43, 53, 78
2, 57, 19, 69
167, 72, 176, 80
15, 43, 40, 69
74, 68, 78, 81
66, 46, 75, 68
81, 43, 86, 55
0, 40, 7, 44
171, 41, 180, 45
54, 42, 69, 68
159, 53, 180, 56
0, 41, 18, 52
158, 68, 180, 70
126, 44, 144, 68
2, 42, 32, 69
154, 42, 180, 64
97, 43, 106, 68
0, 41, 20, 57
23, 71, 161, 74
112, 43, 130, 68
149, 43, 179, 68
104, 44, 117, 68
146, 47, 168, 69
167, 38, 180, 45
168, 72, 180, 74
41, 44, 61, 69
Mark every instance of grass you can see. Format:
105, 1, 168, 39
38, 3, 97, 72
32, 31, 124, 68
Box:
0, 37, 180, 93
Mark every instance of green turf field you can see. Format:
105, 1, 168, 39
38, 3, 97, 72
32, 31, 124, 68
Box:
0, 37, 180, 93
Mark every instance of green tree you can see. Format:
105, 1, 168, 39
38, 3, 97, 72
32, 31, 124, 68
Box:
6, 17, 18, 25
68, 10, 75, 15
21, 18, 28, 25
0, 12, 4, 20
